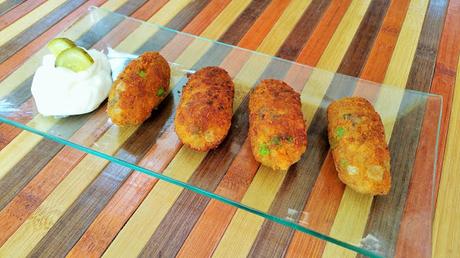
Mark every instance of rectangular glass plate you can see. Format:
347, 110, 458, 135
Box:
0, 7, 441, 257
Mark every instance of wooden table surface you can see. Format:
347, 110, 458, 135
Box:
0, 0, 459, 257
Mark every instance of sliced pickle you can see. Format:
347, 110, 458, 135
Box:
47, 38, 76, 56
55, 47, 94, 72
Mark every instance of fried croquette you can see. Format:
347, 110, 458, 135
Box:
327, 97, 391, 195
248, 79, 307, 170
107, 51, 170, 126
174, 66, 234, 151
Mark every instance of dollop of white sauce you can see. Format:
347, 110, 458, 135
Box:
31, 49, 112, 117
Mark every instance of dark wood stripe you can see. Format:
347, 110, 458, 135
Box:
276, 0, 331, 61
165, 0, 210, 32
0, 0, 86, 63
337, 0, 391, 76
0, 0, 25, 16
248, 0, 392, 256
218, 0, 272, 45
363, 0, 449, 257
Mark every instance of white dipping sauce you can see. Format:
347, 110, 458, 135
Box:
31, 49, 112, 116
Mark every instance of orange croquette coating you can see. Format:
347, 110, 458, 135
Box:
248, 79, 307, 170
174, 66, 234, 151
327, 97, 391, 195
108, 51, 170, 126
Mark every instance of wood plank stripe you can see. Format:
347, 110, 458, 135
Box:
368, 0, 449, 256
276, 0, 331, 60
433, 57, 460, 258
212, 0, 372, 257
0, 0, 24, 16
322, 0, 431, 256
296, 0, 353, 67
0, 0, 46, 31
286, 0, 412, 256
164, 0, 210, 33
181, 0, 231, 35
218, 0, 273, 46
249, 0, 391, 256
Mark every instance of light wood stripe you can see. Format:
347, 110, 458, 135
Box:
212, 0, 371, 257
0, 0, 66, 46
433, 57, 460, 258
322, 0, 431, 256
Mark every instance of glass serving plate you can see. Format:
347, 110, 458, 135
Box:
0, 7, 441, 257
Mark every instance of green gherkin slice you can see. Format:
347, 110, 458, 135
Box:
55, 47, 94, 72
47, 38, 76, 56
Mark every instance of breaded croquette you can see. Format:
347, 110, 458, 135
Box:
248, 79, 307, 170
174, 66, 234, 151
327, 97, 391, 195
108, 51, 170, 126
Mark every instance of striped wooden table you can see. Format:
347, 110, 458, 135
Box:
0, 0, 459, 257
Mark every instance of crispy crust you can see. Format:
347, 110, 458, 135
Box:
107, 51, 170, 126
248, 79, 307, 170
327, 97, 391, 195
174, 66, 234, 151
